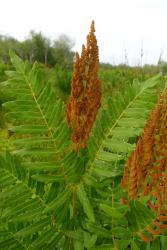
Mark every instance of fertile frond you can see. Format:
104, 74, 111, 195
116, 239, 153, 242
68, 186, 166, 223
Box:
66, 21, 102, 152
122, 89, 167, 241
67, 74, 163, 248
0, 51, 113, 249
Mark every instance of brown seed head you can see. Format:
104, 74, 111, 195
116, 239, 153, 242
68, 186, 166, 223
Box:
122, 90, 167, 240
66, 21, 102, 152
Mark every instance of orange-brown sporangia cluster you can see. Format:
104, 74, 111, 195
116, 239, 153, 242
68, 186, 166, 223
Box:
66, 21, 102, 152
122, 90, 167, 242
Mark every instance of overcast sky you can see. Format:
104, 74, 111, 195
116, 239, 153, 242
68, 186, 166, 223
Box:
0, 0, 167, 65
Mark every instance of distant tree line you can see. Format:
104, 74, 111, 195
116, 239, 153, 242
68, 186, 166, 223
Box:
1, 30, 167, 77
0, 31, 75, 69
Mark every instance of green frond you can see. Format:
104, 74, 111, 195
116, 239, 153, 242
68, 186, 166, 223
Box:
87, 74, 163, 178
99, 203, 126, 219
1, 52, 70, 164
77, 184, 95, 222
127, 200, 155, 233
43, 189, 71, 213
0, 153, 72, 249
0, 129, 13, 152
90, 244, 114, 250
0, 225, 26, 250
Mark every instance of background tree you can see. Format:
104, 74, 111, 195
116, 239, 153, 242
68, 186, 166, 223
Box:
0, 32, 75, 68
53, 34, 75, 69
0, 35, 20, 63
29, 31, 51, 65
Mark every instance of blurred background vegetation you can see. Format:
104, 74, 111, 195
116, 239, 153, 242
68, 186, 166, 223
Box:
0, 30, 167, 131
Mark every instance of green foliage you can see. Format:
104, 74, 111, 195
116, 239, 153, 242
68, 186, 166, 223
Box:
53, 65, 72, 95
0, 32, 75, 67
2, 51, 70, 161
158, 60, 167, 75
0, 35, 21, 63
0, 129, 14, 152
0, 52, 165, 249
0, 62, 11, 81
99, 66, 157, 101
52, 34, 75, 69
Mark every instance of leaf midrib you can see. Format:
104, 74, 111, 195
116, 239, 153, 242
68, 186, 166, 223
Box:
23, 73, 53, 136
83, 83, 155, 181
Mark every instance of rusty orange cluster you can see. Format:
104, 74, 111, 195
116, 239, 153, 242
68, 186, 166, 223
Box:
66, 21, 102, 152
122, 90, 167, 241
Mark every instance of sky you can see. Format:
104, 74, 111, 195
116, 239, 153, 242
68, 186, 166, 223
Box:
0, 0, 167, 65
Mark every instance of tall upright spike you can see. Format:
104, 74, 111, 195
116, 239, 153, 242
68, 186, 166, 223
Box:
122, 90, 167, 240
66, 21, 102, 152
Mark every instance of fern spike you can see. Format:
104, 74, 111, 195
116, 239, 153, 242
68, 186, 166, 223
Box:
66, 20, 102, 152
122, 89, 167, 240
122, 94, 162, 198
